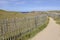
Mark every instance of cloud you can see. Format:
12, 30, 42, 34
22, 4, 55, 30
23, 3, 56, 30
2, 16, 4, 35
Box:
9, 0, 18, 2
16, 1, 26, 4
0, 0, 10, 5
0, 0, 8, 4
0, 0, 9, 6
34, 1, 40, 3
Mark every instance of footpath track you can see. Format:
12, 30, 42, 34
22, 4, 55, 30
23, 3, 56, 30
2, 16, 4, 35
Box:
30, 18, 60, 40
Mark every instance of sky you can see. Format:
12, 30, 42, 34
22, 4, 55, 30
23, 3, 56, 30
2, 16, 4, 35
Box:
0, 0, 60, 12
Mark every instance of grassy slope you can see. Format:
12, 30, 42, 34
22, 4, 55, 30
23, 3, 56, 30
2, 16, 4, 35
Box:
54, 18, 60, 24
0, 10, 26, 19
0, 10, 48, 40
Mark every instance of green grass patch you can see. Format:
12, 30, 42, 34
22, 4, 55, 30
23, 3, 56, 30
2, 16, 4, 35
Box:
56, 21, 60, 24
54, 18, 60, 24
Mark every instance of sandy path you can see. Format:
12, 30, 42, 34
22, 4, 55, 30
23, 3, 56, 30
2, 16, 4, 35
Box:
29, 18, 60, 40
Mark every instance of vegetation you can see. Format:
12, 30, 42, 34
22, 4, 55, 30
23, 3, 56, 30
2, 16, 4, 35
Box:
47, 11, 60, 24
17, 18, 49, 40
54, 18, 60, 24
0, 10, 49, 40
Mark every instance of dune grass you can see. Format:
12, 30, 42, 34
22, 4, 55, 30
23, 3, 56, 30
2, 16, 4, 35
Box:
17, 18, 49, 40
0, 10, 49, 40
54, 18, 60, 24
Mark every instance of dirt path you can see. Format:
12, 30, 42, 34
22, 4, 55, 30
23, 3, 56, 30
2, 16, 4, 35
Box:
29, 18, 60, 40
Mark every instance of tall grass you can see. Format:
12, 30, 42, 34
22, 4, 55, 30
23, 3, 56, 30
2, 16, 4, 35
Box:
0, 10, 48, 40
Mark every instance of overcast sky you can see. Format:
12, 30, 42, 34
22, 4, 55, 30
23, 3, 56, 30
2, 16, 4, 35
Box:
0, 0, 60, 12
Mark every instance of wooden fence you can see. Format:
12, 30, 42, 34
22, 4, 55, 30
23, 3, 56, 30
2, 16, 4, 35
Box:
0, 14, 48, 40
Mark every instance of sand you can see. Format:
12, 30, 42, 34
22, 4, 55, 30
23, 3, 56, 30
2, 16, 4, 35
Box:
29, 18, 60, 40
